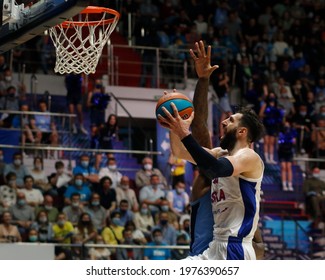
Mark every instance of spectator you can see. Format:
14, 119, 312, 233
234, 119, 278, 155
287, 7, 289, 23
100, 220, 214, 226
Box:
139, 174, 166, 218
144, 228, 171, 260
259, 92, 283, 163
88, 235, 111, 260
35, 194, 59, 223
311, 119, 325, 160
32, 99, 59, 159
133, 202, 154, 239
97, 114, 119, 151
154, 211, 177, 246
9, 192, 35, 239
168, 152, 186, 187
62, 193, 84, 227
64, 173, 92, 205
27, 228, 39, 243
124, 220, 147, 245
84, 192, 106, 232
74, 212, 97, 245
303, 167, 325, 228
72, 154, 99, 186
95, 176, 117, 213
55, 234, 83, 260
52, 212, 74, 244
135, 156, 167, 190
116, 200, 134, 227
292, 104, 313, 154
154, 197, 178, 226
98, 156, 122, 189
64, 73, 88, 135
0, 211, 22, 243
0, 172, 18, 209
115, 175, 139, 212
278, 121, 297, 191
3, 152, 30, 187
29, 156, 51, 193
32, 210, 54, 242
19, 175, 44, 207
49, 160, 72, 205
101, 211, 124, 258
171, 233, 190, 260
0, 68, 26, 99
167, 181, 190, 217
87, 78, 110, 147
116, 228, 143, 260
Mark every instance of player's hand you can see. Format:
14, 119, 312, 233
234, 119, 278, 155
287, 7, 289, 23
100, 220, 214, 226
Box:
158, 102, 194, 139
190, 40, 218, 79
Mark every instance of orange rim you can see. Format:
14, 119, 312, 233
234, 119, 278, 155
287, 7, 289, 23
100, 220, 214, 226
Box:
60, 6, 120, 28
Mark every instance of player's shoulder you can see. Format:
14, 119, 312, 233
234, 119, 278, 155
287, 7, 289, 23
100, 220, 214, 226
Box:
236, 147, 262, 162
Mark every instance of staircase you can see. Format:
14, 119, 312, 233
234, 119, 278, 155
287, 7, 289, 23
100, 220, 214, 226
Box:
261, 219, 313, 260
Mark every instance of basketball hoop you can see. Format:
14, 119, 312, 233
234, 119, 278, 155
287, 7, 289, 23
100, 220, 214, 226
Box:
49, 6, 120, 75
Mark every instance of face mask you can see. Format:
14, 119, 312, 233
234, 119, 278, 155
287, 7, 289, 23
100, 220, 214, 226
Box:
321, 113, 325, 117
161, 206, 169, 212
92, 201, 100, 207
140, 209, 148, 215
152, 184, 159, 189
176, 188, 184, 194
154, 236, 163, 243
144, 164, 152, 171
39, 217, 47, 223
29, 236, 38, 242
5, 76, 12, 82
112, 218, 121, 226
44, 205, 52, 211
95, 84, 102, 89
75, 179, 83, 186
14, 159, 21, 166
300, 112, 307, 117
72, 202, 80, 208
0, 155, 3, 161
121, 184, 129, 190
120, 209, 127, 214
313, 174, 320, 179
108, 165, 117, 171
184, 226, 190, 232
81, 161, 89, 168
160, 219, 168, 225
58, 220, 65, 226
97, 241, 104, 245
82, 220, 90, 225
18, 199, 26, 206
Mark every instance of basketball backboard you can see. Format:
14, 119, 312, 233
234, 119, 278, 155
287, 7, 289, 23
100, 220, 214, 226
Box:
0, 0, 90, 53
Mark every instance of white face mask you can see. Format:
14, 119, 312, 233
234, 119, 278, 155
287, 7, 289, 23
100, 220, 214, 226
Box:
144, 164, 152, 171
109, 165, 117, 171
121, 184, 129, 190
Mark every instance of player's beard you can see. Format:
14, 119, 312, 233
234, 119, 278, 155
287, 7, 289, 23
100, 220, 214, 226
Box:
220, 128, 237, 151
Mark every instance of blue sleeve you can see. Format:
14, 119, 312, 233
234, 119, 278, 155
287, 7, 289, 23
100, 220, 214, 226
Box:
64, 186, 73, 198
181, 134, 234, 180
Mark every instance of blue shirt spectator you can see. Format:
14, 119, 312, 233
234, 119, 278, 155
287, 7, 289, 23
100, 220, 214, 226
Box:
64, 173, 92, 205
144, 228, 171, 260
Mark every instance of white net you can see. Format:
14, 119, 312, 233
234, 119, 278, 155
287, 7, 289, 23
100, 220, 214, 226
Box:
49, 7, 119, 75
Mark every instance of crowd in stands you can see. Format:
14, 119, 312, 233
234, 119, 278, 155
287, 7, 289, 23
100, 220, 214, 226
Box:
0, 150, 191, 260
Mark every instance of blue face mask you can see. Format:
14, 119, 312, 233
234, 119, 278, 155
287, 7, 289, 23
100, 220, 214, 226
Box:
29, 236, 38, 242
140, 209, 148, 215
18, 199, 26, 206
75, 179, 83, 187
112, 218, 121, 226
161, 206, 169, 212
81, 161, 89, 168
92, 201, 100, 207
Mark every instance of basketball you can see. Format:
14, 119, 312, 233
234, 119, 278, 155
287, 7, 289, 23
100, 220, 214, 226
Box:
155, 92, 194, 120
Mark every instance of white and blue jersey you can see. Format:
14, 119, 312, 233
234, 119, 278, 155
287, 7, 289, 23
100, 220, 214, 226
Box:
188, 159, 264, 260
